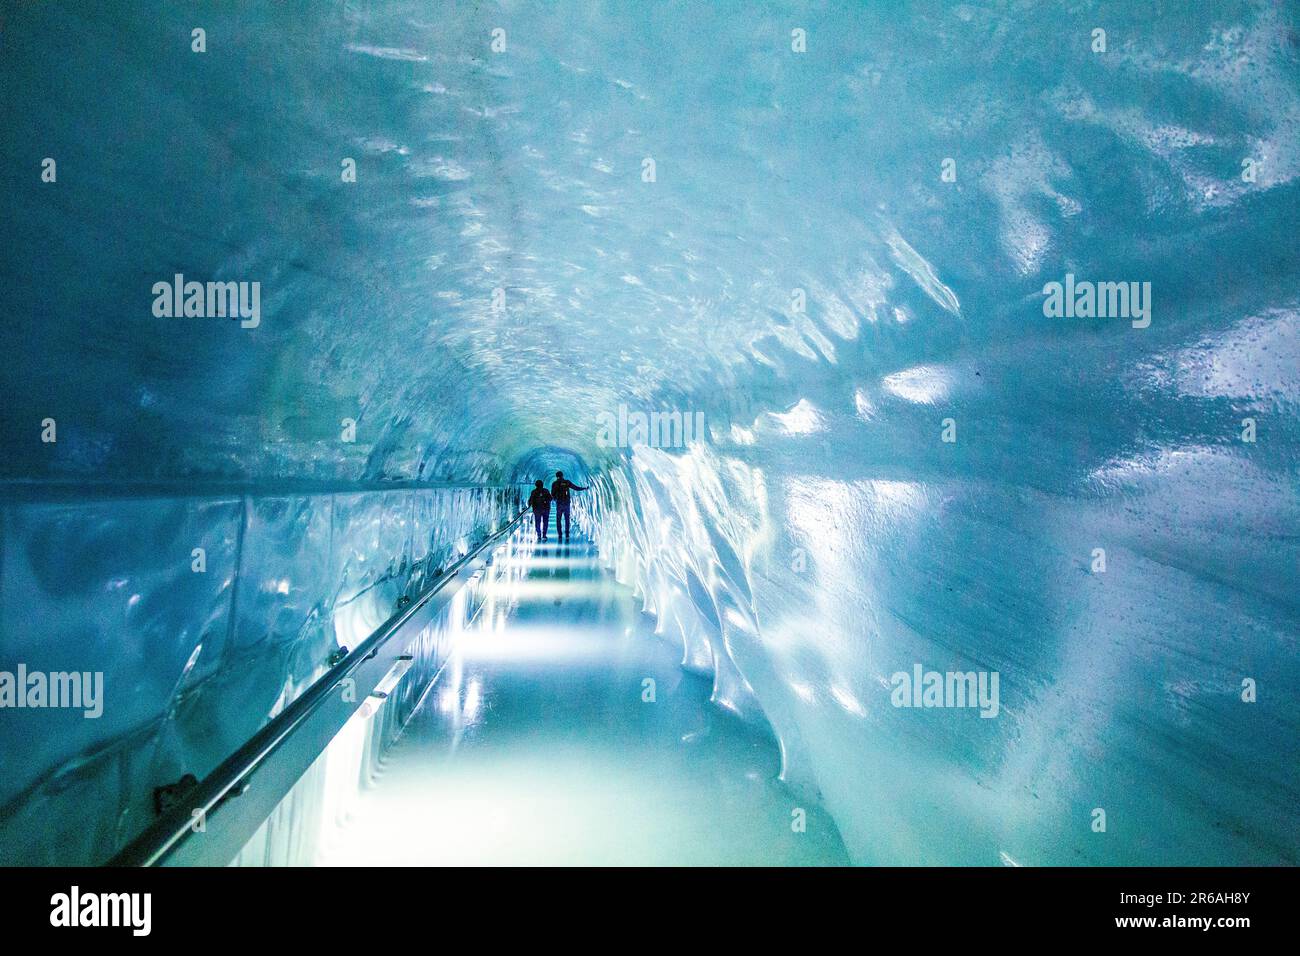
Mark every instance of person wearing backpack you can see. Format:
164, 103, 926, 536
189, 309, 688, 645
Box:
527, 480, 553, 541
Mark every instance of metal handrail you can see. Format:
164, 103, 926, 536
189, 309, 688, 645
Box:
108, 510, 529, 866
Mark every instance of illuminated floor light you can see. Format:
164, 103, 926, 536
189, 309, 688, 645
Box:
319, 538, 850, 866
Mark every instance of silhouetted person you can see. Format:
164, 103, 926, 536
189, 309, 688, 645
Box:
550, 471, 587, 539
527, 480, 552, 541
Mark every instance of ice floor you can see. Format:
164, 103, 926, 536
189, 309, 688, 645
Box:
319, 530, 848, 866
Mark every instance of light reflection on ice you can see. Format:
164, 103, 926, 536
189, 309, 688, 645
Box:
880, 365, 954, 405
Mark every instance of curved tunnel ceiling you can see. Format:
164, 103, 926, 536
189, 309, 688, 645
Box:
6, 2, 1295, 487
509, 445, 592, 486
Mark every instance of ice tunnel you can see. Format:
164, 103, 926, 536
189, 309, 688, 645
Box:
1, 1, 1298, 869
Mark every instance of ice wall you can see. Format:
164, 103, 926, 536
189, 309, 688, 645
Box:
0, 486, 518, 864
587, 438, 1299, 865
232, 530, 521, 867
2, 0, 1298, 865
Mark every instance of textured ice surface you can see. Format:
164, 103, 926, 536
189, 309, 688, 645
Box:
317, 534, 847, 865
1, 2, 1298, 864
0, 486, 517, 864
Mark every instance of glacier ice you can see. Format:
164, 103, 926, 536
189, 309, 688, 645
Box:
0, 487, 518, 864
1, 1, 1298, 864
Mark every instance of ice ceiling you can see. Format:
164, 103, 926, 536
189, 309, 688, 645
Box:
5, 0, 1289, 485
2, 2, 1298, 864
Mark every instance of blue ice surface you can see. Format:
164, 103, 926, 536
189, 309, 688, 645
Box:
0, 486, 518, 864
1, 2, 1298, 864
319, 533, 847, 866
